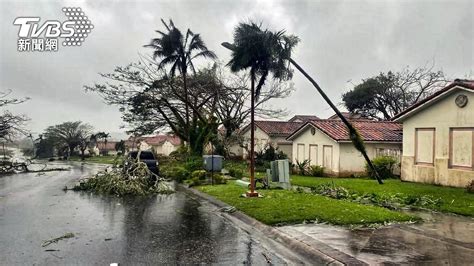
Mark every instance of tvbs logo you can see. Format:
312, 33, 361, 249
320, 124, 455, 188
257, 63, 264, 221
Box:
13, 7, 94, 52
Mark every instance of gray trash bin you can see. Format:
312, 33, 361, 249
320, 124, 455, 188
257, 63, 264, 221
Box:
203, 155, 223, 172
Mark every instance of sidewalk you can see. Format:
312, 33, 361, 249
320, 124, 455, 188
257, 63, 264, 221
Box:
278, 211, 474, 265
183, 185, 474, 265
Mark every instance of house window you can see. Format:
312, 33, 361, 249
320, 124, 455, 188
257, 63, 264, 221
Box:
415, 128, 435, 165
450, 128, 474, 170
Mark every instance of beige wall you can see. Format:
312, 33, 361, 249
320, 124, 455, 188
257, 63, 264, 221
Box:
162, 141, 178, 156
241, 127, 270, 158
401, 88, 474, 187
292, 125, 402, 176
291, 126, 340, 174
339, 142, 402, 176
240, 127, 294, 160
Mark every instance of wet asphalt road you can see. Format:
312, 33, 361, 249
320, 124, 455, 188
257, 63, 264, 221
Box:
0, 162, 285, 265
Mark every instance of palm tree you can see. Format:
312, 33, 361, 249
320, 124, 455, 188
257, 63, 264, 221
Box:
95, 132, 110, 155
223, 22, 383, 185
224, 23, 297, 196
145, 19, 217, 149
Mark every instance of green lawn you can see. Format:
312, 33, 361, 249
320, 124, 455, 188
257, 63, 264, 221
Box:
69, 155, 123, 165
291, 176, 474, 216
197, 181, 418, 226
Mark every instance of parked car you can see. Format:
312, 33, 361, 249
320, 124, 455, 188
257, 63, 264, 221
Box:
124, 151, 159, 178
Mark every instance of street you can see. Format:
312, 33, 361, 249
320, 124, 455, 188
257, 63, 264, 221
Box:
0, 162, 287, 265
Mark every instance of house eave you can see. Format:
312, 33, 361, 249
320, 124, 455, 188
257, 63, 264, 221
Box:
393, 85, 472, 122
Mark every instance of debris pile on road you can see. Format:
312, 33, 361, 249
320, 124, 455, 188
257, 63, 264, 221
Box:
73, 161, 174, 196
0, 158, 69, 175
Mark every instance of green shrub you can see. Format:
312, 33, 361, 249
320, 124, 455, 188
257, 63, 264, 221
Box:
309, 165, 324, 177
192, 170, 207, 180
228, 168, 244, 179
210, 173, 227, 184
255, 161, 271, 173
366, 156, 398, 179
168, 166, 190, 182
184, 156, 203, 172
467, 180, 474, 193
295, 159, 310, 176
169, 145, 189, 160
185, 176, 203, 187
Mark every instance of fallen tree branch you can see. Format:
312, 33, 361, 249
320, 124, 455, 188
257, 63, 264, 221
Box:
41, 232, 75, 247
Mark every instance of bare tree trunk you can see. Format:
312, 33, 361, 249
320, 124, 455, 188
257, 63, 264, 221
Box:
249, 67, 257, 195
289, 58, 383, 184
183, 71, 190, 152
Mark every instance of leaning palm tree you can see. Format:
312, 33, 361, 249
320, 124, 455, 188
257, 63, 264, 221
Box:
145, 19, 217, 149
223, 22, 383, 185
225, 23, 296, 196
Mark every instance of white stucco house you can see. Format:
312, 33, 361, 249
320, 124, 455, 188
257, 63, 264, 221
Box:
393, 79, 474, 187
137, 135, 181, 156
90, 141, 119, 156
287, 120, 403, 176
230, 115, 320, 160
239, 120, 305, 160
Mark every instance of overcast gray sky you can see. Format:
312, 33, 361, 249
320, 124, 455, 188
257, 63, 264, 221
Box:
1, 0, 472, 139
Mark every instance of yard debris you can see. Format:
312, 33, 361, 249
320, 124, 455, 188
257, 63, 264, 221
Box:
262, 252, 271, 263
310, 182, 443, 210
73, 160, 174, 196
220, 206, 236, 213
41, 232, 75, 247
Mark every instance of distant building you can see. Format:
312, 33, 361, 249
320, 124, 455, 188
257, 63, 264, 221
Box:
239, 120, 304, 160
138, 135, 181, 156
393, 79, 474, 187
288, 115, 320, 122
287, 120, 402, 176
327, 112, 372, 120
93, 141, 119, 156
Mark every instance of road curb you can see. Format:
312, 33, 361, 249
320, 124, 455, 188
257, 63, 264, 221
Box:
178, 184, 367, 265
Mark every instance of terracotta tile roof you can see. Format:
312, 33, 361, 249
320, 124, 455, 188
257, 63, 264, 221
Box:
392, 79, 474, 121
288, 120, 402, 142
96, 141, 117, 151
288, 115, 320, 122
243, 121, 304, 137
327, 112, 372, 120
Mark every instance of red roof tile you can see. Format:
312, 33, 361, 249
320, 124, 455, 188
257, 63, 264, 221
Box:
392, 79, 474, 121
327, 112, 373, 120
288, 115, 320, 122
243, 121, 304, 137
289, 120, 402, 142
96, 141, 118, 151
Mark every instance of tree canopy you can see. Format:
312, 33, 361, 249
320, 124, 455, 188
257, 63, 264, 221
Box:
42, 121, 93, 158
0, 90, 29, 142
343, 65, 448, 120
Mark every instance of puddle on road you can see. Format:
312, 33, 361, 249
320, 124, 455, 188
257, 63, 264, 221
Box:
280, 211, 474, 265
1, 166, 282, 265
